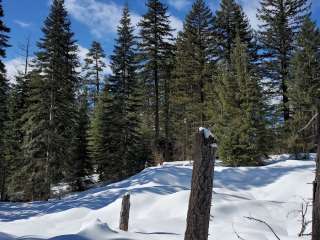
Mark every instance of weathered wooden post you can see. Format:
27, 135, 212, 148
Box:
119, 193, 130, 231
185, 128, 217, 240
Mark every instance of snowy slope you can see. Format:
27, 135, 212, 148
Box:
0, 155, 315, 240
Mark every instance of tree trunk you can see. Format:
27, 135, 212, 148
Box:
185, 129, 216, 240
312, 112, 320, 240
164, 73, 170, 162
0, 164, 6, 201
119, 193, 130, 231
154, 66, 159, 142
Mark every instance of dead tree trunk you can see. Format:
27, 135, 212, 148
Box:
312, 110, 320, 240
185, 129, 217, 240
119, 193, 130, 231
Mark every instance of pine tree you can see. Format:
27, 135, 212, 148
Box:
214, 36, 267, 166
68, 88, 92, 191
21, 0, 79, 201
21, 72, 51, 200
257, 0, 310, 123
89, 86, 110, 180
91, 5, 144, 181
213, 0, 257, 64
162, 47, 175, 162
83, 41, 106, 107
5, 73, 30, 199
138, 0, 173, 145
0, 0, 10, 201
171, 0, 213, 160
287, 17, 320, 157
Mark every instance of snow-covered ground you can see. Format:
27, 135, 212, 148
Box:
0, 155, 315, 240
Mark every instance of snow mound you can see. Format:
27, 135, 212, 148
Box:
0, 155, 315, 240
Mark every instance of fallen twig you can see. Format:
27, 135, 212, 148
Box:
232, 223, 247, 240
244, 216, 280, 240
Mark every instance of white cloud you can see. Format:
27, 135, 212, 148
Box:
238, 0, 261, 29
167, 0, 192, 10
65, 0, 182, 39
77, 44, 89, 64
14, 20, 32, 28
5, 57, 25, 83
65, 0, 140, 38
4, 44, 111, 84
170, 15, 184, 35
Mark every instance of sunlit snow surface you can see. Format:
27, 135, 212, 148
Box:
0, 155, 315, 240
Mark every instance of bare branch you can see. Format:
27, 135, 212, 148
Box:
298, 113, 319, 133
244, 216, 280, 240
298, 200, 312, 237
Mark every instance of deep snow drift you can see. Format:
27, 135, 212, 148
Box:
0, 155, 315, 240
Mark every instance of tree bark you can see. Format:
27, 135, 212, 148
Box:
0, 165, 6, 201
312, 111, 320, 240
119, 193, 130, 231
154, 66, 160, 142
185, 129, 216, 240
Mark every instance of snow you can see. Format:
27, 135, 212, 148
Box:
199, 127, 214, 139
0, 155, 315, 240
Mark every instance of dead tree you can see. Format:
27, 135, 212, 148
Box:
18, 35, 31, 76
119, 193, 130, 231
185, 128, 217, 240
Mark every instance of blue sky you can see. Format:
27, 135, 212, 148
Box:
3, 0, 320, 79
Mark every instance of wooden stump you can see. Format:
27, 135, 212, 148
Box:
119, 193, 130, 231
185, 129, 217, 240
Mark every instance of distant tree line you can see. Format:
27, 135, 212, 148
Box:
0, 0, 318, 201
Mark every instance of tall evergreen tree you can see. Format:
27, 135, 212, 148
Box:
83, 41, 106, 107
171, 0, 213, 160
138, 0, 173, 146
89, 86, 110, 180
214, 36, 267, 166
213, 0, 257, 64
161, 47, 175, 162
21, 0, 78, 200
5, 73, 30, 199
0, 0, 10, 201
91, 5, 144, 181
68, 88, 92, 191
257, 0, 310, 123
287, 17, 320, 156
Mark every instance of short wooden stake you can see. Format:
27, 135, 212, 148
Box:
119, 193, 130, 231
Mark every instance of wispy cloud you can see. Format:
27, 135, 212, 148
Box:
167, 0, 192, 10
65, 0, 183, 38
65, 0, 140, 38
14, 20, 32, 28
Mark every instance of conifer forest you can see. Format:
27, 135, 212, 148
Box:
0, 0, 320, 239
